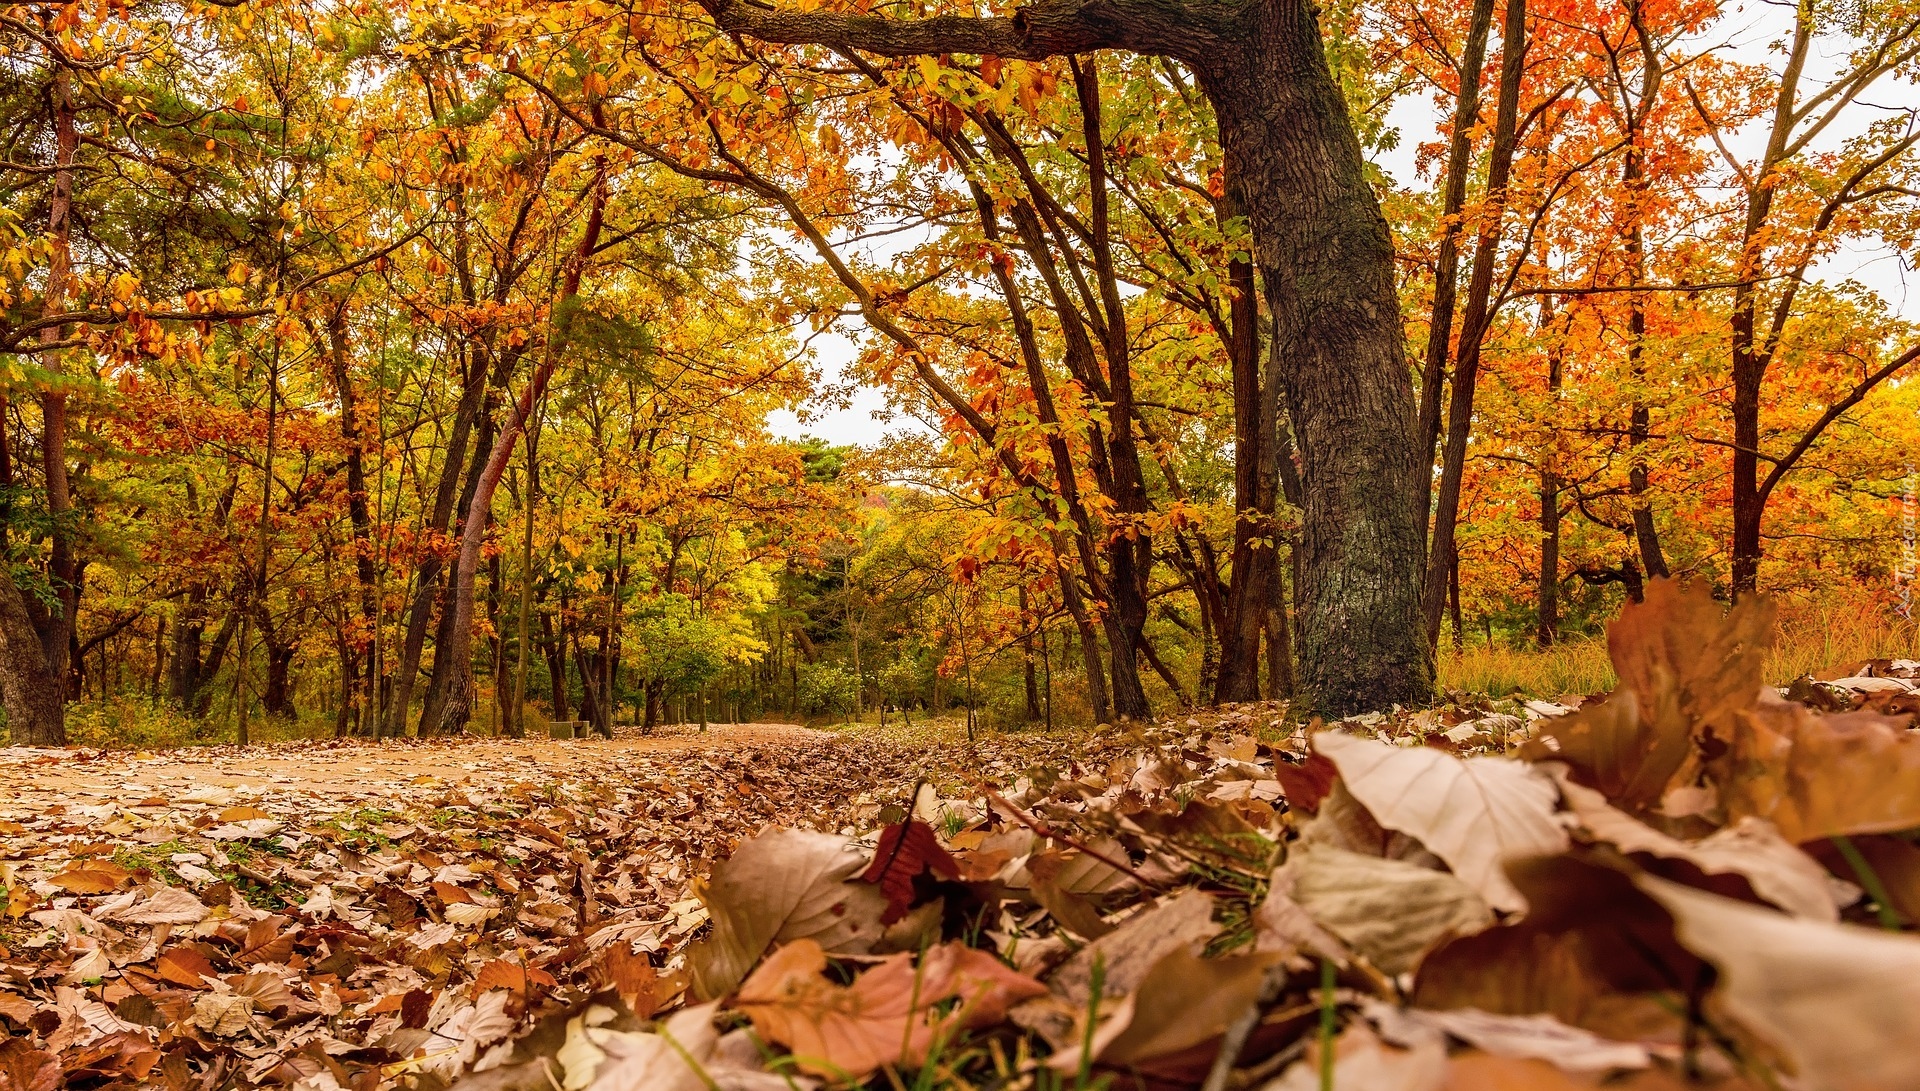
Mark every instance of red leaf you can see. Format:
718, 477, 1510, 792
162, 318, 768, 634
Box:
1273, 749, 1337, 815
860, 820, 959, 924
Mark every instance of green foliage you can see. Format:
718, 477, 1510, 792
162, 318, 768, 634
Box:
796, 661, 859, 716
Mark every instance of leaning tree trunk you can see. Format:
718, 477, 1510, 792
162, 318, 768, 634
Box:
437, 162, 607, 735
709, 0, 1435, 714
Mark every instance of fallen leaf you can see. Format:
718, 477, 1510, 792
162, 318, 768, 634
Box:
50, 861, 132, 895
1284, 846, 1493, 974
155, 946, 218, 987
686, 827, 890, 1000
1639, 873, 1920, 1091
1714, 696, 1920, 843
1554, 772, 1838, 919
96, 886, 209, 925
1523, 580, 1772, 811
859, 819, 958, 924
735, 938, 1045, 1079
1315, 733, 1568, 913
1046, 946, 1279, 1073
1369, 1004, 1650, 1074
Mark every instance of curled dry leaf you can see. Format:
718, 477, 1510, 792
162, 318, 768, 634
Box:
1553, 772, 1840, 919
1314, 733, 1567, 914
685, 827, 888, 1000
733, 938, 1045, 1079
1522, 579, 1773, 812
1639, 874, 1920, 1091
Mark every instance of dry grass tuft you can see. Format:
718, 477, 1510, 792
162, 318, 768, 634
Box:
1440, 588, 1919, 700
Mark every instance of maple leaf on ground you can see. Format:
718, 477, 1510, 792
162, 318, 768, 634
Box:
734, 938, 1045, 1079
860, 818, 959, 924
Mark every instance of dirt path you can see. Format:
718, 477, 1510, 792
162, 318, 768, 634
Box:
0, 722, 832, 819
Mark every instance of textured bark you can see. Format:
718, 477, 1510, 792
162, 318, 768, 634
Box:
1202, 2, 1432, 712
0, 572, 65, 745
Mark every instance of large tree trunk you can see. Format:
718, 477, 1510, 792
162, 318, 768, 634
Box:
1202, 2, 1434, 713
0, 573, 65, 745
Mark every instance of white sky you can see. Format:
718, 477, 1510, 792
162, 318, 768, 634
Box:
769, 0, 1918, 449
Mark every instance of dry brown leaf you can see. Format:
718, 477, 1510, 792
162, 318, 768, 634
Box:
1411, 853, 1700, 1043
1808, 835, 1920, 925
734, 938, 1044, 1079
155, 946, 217, 987
1314, 733, 1567, 913
1714, 695, 1920, 843
1554, 773, 1838, 919
1639, 873, 1920, 1091
1522, 579, 1772, 811
49, 861, 131, 895
1284, 847, 1493, 975
1046, 946, 1279, 1073
685, 827, 888, 1000
1368, 1004, 1649, 1074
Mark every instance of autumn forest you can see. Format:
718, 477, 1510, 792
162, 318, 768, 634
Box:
3, 0, 1920, 1085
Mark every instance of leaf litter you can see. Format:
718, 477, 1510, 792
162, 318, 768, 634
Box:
3, 579, 1919, 1089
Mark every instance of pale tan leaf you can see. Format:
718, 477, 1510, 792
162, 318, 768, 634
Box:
1369, 1004, 1649, 1074
1261, 1021, 1448, 1091
1285, 847, 1493, 974
1638, 874, 1920, 1091
96, 885, 209, 925
1315, 733, 1567, 913
569, 1001, 802, 1091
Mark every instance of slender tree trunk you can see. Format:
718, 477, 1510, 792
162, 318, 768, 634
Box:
1538, 299, 1563, 648
1216, 244, 1268, 702
323, 307, 381, 730
1416, 0, 1498, 515
1423, 0, 1527, 648
438, 161, 607, 734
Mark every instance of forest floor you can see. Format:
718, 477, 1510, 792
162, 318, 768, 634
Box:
0, 723, 839, 807
6, 609, 1920, 1091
